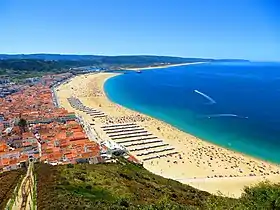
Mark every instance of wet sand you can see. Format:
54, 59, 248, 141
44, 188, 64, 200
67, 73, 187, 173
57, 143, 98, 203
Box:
55, 72, 280, 198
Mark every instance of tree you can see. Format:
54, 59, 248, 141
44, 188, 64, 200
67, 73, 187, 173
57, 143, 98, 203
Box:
18, 118, 27, 133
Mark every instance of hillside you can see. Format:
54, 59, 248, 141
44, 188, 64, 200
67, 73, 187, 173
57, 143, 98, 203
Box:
0, 59, 96, 78
33, 158, 280, 210
0, 54, 213, 63
34, 159, 211, 210
0, 56, 213, 80
0, 55, 250, 81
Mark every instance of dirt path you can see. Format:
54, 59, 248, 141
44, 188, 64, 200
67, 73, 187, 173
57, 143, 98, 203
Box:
11, 162, 35, 210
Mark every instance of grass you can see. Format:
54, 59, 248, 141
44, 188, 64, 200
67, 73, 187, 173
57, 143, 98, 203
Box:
0, 169, 26, 210
34, 158, 280, 210
32, 170, 37, 210
35, 159, 211, 210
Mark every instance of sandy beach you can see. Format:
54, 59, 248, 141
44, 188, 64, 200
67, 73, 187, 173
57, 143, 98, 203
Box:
55, 71, 280, 198
126, 62, 207, 71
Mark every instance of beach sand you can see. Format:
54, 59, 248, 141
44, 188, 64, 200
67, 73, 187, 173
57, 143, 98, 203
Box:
126, 62, 207, 71
55, 72, 280, 198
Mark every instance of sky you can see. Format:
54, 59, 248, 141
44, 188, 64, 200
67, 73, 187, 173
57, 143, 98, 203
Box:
0, 0, 279, 61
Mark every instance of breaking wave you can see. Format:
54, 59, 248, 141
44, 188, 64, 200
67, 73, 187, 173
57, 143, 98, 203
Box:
198, 114, 249, 119
194, 89, 216, 104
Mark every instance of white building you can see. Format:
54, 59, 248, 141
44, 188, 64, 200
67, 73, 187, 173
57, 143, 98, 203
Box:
100, 140, 127, 156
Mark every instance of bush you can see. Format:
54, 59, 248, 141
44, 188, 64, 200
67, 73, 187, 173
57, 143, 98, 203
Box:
67, 164, 74, 168
34, 162, 280, 210
239, 181, 280, 210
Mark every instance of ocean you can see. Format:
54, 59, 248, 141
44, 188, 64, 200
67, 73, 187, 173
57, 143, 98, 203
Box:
104, 62, 280, 164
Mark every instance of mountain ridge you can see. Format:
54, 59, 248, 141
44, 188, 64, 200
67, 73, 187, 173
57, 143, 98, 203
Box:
0, 54, 250, 62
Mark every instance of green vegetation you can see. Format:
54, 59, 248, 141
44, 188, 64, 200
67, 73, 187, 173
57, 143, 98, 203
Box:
35, 159, 210, 210
34, 158, 280, 210
0, 169, 25, 210
0, 55, 213, 81
32, 170, 37, 210
0, 54, 213, 64
206, 182, 280, 210
17, 118, 27, 133
0, 54, 250, 81
0, 59, 92, 80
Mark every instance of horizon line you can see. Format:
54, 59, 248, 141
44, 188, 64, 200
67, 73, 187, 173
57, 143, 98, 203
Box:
0, 52, 250, 61
1, 52, 279, 62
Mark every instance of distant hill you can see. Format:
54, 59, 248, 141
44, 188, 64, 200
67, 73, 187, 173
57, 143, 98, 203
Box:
0, 55, 214, 80
0, 54, 216, 63
0, 54, 250, 68
0, 53, 249, 62
0, 59, 97, 80
0, 54, 103, 61
0, 54, 250, 81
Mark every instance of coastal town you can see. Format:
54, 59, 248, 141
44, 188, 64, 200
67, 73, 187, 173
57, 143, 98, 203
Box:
0, 72, 138, 175
0, 66, 170, 210
0, 62, 194, 171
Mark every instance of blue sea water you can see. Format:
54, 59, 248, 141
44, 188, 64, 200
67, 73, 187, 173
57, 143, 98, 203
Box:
104, 62, 280, 164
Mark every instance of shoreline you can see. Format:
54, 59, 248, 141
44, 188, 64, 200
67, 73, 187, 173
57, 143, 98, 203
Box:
126, 61, 207, 71
55, 71, 280, 198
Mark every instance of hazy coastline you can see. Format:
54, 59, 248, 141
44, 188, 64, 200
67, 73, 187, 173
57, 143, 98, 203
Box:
126, 62, 207, 71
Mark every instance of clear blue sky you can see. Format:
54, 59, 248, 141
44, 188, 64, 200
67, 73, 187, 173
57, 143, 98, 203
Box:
1, 0, 279, 61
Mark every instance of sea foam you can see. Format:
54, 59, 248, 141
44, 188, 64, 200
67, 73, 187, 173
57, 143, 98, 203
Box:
194, 89, 216, 104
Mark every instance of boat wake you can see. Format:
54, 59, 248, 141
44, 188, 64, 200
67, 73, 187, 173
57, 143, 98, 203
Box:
194, 89, 216, 104
198, 114, 249, 119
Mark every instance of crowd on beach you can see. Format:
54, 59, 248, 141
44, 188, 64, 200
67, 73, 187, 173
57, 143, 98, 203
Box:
101, 114, 151, 125
148, 144, 280, 179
